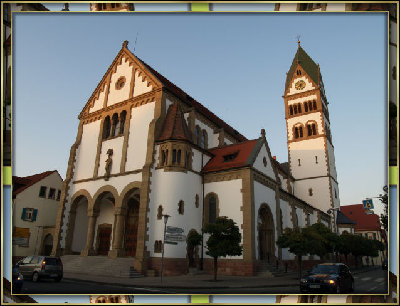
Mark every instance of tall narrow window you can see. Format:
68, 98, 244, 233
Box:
294, 127, 299, 139
195, 126, 201, 146
209, 196, 217, 224
308, 101, 312, 111
313, 100, 317, 110
177, 150, 181, 164
201, 130, 207, 149
307, 124, 312, 136
103, 116, 111, 139
178, 200, 184, 215
315, 156, 318, 164
299, 126, 303, 137
161, 150, 166, 166
309, 188, 313, 196
298, 103, 302, 113
335, 189, 337, 199
172, 149, 177, 164
298, 159, 301, 166
111, 113, 118, 137
312, 123, 316, 135
119, 110, 126, 134
290, 105, 293, 115
304, 102, 308, 112
294, 105, 298, 114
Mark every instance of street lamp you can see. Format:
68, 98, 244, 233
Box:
160, 214, 170, 283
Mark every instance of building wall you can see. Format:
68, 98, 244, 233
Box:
73, 121, 101, 181
107, 58, 134, 106
13, 172, 63, 256
253, 144, 276, 179
287, 113, 324, 141
204, 179, 243, 259
125, 102, 155, 171
71, 199, 88, 253
287, 75, 316, 96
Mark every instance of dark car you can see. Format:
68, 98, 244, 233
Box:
12, 265, 23, 293
300, 263, 354, 294
17, 256, 63, 282
382, 259, 388, 270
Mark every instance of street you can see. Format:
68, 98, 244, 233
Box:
18, 267, 387, 295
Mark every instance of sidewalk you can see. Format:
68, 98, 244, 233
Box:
63, 266, 379, 290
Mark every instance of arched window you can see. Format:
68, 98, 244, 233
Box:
195, 126, 201, 146
304, 102, 308, 112
201, 130, 208, 149
119, 110, 126, 134
294, 127, 299, 139
177, 150, 181, 164
313, 100, 317, 110
178, 200, 184, 215
299, 126, 303, 137
208, 196, 217, 224
307, 124, 312, 136
312, 123, 316, 135
111, 113, 118, 137
294, 104, 298, 114
172, 149, 177, 164
102, 116, 111, 139
289, 105, 293, 115
308, 101, 312, 110
298, 103, 302, 113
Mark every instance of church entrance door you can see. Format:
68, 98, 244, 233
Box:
258, 205, 275, 263
97, 225, 112, 256
125, 199, 139, 257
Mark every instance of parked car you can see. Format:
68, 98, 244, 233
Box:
17, 256, 63, 282
12, 264, 23, 293
300, 263, 354, 294
382, 259, 388, 270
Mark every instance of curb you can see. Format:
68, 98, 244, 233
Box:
63, 277, 299, 290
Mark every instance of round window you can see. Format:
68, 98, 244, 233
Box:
115, 76, 126, 90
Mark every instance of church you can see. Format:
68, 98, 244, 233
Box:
51, 40, 340, 276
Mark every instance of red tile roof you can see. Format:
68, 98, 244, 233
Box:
13, 170, 58, 198
340, 204, 381, 231
157, 102, 192, 142
202, 139, 259, 173
136, 56, 248, 143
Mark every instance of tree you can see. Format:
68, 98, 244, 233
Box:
379, 185, 388, 232
277, 223, 337, 279
336, 232, 354, 265
203, 217, 242, 281
276, 227, 309, 279
186, 229, 202, 268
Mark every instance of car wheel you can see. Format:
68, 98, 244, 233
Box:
349, 280, 354, 293
55, 276, 62, 282
32, 272, 39, 282
336, 282, 341, 294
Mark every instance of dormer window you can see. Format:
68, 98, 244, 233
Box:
223, 152, 238, 162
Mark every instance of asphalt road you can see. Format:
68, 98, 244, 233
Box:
18, 267, 387, 295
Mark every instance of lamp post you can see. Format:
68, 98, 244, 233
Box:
160, 214, 170, 283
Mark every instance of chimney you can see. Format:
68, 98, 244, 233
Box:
273, 156, 276, 160
261, 129, 266, 138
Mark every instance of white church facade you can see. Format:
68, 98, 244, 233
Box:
52, 41, 339, 276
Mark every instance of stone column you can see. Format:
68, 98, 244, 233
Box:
108, 207, 126, 258
63, 210, 77, 255
81, 210, 98, 256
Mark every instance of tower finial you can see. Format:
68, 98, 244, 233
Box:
122, 40, 129, 48
296, 35, 301, 48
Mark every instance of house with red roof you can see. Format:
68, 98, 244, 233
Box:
12, 170, 63, 259
340, 204, 386, 265
52, 40, 340, 277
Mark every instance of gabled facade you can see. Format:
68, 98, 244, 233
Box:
12, 170, 63, 258
52, 41, 336, 276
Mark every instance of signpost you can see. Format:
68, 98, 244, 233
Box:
362, 199, 374, 210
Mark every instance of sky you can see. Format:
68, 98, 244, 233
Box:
12, 11, 387, 218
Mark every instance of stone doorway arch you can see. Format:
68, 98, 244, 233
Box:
122, 188, 140, 257
258, 204, 275, 263
42, 234, 53, 256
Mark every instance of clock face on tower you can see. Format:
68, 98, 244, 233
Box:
295, 80, 306, 90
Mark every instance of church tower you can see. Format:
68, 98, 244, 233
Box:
283, 41, 340, 228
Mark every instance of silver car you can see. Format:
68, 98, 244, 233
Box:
17, 256, 63, 282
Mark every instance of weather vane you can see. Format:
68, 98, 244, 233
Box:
296, 34, 301, 47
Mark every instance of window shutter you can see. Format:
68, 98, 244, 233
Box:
32, 209, 38, 221
21, 208, 27, 220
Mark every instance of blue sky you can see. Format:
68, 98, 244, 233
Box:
13, 12, 387, 217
